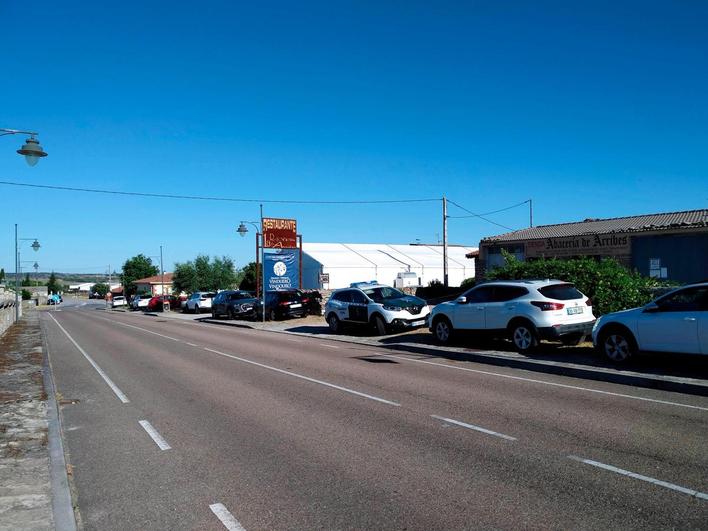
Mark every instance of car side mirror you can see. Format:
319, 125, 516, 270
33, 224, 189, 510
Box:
456, 296, 467, 304
643, 302, 660, 313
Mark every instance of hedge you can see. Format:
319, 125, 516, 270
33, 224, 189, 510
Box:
485, 253, 673, 316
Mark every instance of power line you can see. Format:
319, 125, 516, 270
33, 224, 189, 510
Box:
0, 180, 439, 205
446, 198, 515, 231
447, 199, 530, 218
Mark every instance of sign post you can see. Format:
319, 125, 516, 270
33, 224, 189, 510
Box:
261, 217, 301, 321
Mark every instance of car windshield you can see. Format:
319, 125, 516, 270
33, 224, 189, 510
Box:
363, 286, 405, 302
277, 291, 302, 301
538, 283, 584, 300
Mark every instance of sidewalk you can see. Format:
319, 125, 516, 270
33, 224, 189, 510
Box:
0, 309, 52, 530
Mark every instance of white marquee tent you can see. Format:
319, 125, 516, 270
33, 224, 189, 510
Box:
301, 243, 477, 289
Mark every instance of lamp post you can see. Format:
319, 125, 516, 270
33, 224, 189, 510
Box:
14, 225, 40, 321
237, 219, 266, 323
1, 128, 48, 166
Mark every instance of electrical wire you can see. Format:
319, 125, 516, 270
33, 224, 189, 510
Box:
0, 180, 439, 205
447, 199, 530, 218
446, 198, 515, 231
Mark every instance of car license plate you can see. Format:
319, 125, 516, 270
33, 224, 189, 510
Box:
411, 320, 425, 326
290, 303, 302, 308
567, 307, 583, 315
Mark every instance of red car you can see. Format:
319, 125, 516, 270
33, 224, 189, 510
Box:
147, 295, 176, 312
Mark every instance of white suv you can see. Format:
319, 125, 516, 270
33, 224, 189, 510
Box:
186, 292, 215, 313
430, 280, 595, 352
325, 282, 430, 335
592, 282, 708, 362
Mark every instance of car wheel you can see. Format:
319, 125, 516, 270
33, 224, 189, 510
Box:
433, 316, 453, 344
510, 321, 539, 353
599, 327, 636, 363
372, 315, 388, 336
229, 308, 238, 320
268, 309, 277, 321
327, 314, 340, 333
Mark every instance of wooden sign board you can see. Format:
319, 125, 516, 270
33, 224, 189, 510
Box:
262, 218, 297, 249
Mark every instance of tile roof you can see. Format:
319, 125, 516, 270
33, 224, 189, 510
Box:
481, 209, 708, 243
132, 273, 174, 284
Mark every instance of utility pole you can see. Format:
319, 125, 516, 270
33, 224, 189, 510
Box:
529, 198, 534, 228
260, 204, 265, 323
160, 245, 165, 309
442, 196, 449, 287
15, 224, 19, 321
106, 264, 111, 310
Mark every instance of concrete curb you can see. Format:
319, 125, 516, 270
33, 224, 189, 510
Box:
41, 318, 78, 531
198, 318, 708, 397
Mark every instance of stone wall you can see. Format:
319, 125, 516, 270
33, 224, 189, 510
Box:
0, 300, 18, 337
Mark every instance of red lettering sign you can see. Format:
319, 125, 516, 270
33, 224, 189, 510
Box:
262, 218, 297, 248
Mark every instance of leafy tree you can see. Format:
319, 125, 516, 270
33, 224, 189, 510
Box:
91, 283, 110, 298
486, 253, 671, 316
121, 254, 159, 298
172, 255, 237, 293
47, 272, 61, 294
0, 268, 5, 283
22, 272, 31, 286
172, 262, 198, 294
238, 262, 258, 291
22, 289, 32, 300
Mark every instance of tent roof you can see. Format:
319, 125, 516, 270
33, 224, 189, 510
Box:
302, 243, 477, 269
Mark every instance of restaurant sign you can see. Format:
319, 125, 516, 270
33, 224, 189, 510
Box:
525, 233, 631, 258
262, 218, 297, 249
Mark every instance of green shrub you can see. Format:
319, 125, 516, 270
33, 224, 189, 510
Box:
21, 289, 32, 300
486, 253, 671, 316
460, 277, 476, 290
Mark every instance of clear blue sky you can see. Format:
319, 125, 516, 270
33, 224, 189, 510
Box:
2, 1, 706, 275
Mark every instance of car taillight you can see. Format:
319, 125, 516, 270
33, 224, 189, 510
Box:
586, 298, 592, 306
302, 298, 309, 303
531, 301, 565, 311
279, 301, 290, 306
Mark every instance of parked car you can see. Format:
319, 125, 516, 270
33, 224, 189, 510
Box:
147, 295, 176, 312
185, 292, 216, 313
429, 279, 595, 353
131, 295, 151, 310
255, 290, 308, 321
302, 290, 323, 316
111, 295, 127, 308
592, 282, 708, 362
325, 282, 430, 335
211, 290, 259, 319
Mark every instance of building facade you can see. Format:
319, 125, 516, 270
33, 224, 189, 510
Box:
479, 209, 708, 284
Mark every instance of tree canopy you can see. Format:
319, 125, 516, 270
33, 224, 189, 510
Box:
121, 254, 159, 297
47, 272, 61, 294
91, 283, 110, 298
238, 262, 258, 292
172, 255, 238, 293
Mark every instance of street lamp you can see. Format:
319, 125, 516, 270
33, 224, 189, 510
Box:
1, 128, 48, 166
237, 219, 266, 323
14, 225, 41, 321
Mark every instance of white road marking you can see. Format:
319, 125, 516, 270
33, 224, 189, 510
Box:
94, 315, 181, 342
319, 343, 340, 349
186, 342, 198, 347
431, 415, 517, 441
203, 347, 400, 406
138, 420, 172, 450
382, 354, 708, 412
568, 455, 708, 500
209, 503, 247, 531
284, 337, 301, 342
48, 314, 130, 403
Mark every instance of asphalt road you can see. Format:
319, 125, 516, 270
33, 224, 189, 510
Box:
41, 301, 708, 530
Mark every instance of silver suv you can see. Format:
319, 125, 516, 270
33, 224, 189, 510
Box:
430, 280, 595, 352
325, 282, 430, 335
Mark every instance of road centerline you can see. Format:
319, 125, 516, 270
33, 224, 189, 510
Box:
203, 347, 400, 407
48, 314, 130, 404
431, 414, 517, 441
209, 503, 247, 531
138, 420, 172, 451
568, 455, 708, 501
